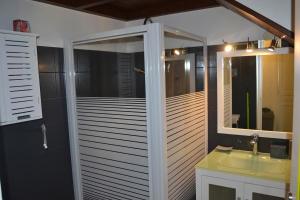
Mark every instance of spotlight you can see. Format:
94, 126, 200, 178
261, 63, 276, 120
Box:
174, 49, 181, 56
281, 35, 287, 39
223, 40, 233, 52
267, 46, 275, 52
268, 37, 277, 52
224, 44, 233, 52
246, 37, 254, 53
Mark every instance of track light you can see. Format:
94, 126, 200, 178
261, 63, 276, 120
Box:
246, 37, 255, 53
225, 44, 233, 52
223, 40, 233, 52
268, 37, 278, 52
173, 49, 181, 56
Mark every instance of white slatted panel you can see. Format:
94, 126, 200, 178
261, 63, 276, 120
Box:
76, 97, 149, 200
118, 54, 136, 97
166, 92, 206, 200
0, 32, 42, 125
224, 85, 232, 127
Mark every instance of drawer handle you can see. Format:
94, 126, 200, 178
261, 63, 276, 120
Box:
41, 123, 48, 150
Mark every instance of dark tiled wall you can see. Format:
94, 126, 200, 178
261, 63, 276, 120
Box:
75, 49, 148, 98
207, 45, 288, 153
0, 47, 74, 200
74, 49, 119, 97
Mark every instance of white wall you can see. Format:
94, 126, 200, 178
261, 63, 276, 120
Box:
237, 0, 293, 31
0, 0, 127, 47
127, 7, 269, 45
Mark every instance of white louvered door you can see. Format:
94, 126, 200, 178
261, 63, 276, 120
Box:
0, 31, 42, 125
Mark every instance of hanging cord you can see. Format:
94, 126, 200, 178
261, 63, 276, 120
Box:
143, 17, 153, 25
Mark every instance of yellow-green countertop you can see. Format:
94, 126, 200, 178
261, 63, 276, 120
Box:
196, 149, 291, 183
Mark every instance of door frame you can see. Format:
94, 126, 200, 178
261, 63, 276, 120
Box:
290, 0, 300, 198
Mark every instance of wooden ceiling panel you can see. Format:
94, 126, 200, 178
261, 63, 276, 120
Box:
122, 0, 220, 20
36, 0, 102, 7
34, 0, 219, 21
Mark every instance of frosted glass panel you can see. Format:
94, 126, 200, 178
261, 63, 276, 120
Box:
209, 184, 236, 200
164, 31, 206, 200
253, 193, 284, 200
74, 35, 150, 200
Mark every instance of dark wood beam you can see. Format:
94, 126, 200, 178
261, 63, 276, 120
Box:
122, 0, 220, 20
34, 0, 123, 20
77, 0, 115, 9
87, 4, 132, 20
216, 0, 294, 45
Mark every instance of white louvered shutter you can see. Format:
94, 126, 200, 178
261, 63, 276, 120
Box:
0, 31, 42, 125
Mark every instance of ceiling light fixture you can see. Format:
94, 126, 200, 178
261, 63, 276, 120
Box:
246, 37, 255, 53
268, 36, 278, 52
281, 35, 287, 39
223, 40, 234, 52
173, 49, 181, 56
224, 44, 233, 52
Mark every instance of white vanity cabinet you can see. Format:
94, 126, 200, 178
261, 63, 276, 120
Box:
195, 150, 290, 200
197, 172, 286, 200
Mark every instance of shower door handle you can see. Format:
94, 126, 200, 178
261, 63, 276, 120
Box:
41, 123, 48, 150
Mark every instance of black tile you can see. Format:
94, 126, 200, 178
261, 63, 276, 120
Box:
56, 73, 66, 98
75, 50, 92, 73
41, 98, 69, 149
38, 47, 59, 73
39, 73, 57, 99
76, 73, 91, 97
57, 48, 64, 72
4, 145, 74, 200
0, 120, 44, 159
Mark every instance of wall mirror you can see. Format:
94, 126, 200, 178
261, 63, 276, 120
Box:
217, 48, 294, 139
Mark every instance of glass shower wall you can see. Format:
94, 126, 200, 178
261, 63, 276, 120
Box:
73, 35, 150, 200
164, 30, 207, 200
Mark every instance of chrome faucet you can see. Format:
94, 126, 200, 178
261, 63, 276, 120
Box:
250, 134, 259, 155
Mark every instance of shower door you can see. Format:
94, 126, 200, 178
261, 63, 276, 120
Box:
65, 24, 169, 200
65, 23, 208, 200
164, 28, 208, 200
73, 33, 150, 200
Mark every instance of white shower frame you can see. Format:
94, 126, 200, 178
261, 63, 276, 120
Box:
64, 23, 208, 200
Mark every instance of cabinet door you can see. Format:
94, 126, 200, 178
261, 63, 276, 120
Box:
202, 176, 244, 200
244, 184, 285, 200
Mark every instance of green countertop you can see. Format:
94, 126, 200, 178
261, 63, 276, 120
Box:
196, 149, 291, 183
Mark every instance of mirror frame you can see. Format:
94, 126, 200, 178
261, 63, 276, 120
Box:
217, 47, 293, 139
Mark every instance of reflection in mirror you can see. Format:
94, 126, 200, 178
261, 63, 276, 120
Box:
165, 54, 197, 97
223, 53, 294, 132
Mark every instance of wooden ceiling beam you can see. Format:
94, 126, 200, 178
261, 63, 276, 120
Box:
77, 0, 115, 9
216, 0, 294, 45
87, 4, 131, 20
123, 0, 220, 20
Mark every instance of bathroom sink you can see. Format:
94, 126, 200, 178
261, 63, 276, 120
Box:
196, 149, 290, 183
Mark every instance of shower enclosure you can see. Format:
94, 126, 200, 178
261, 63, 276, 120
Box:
64, 23, 208, 200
